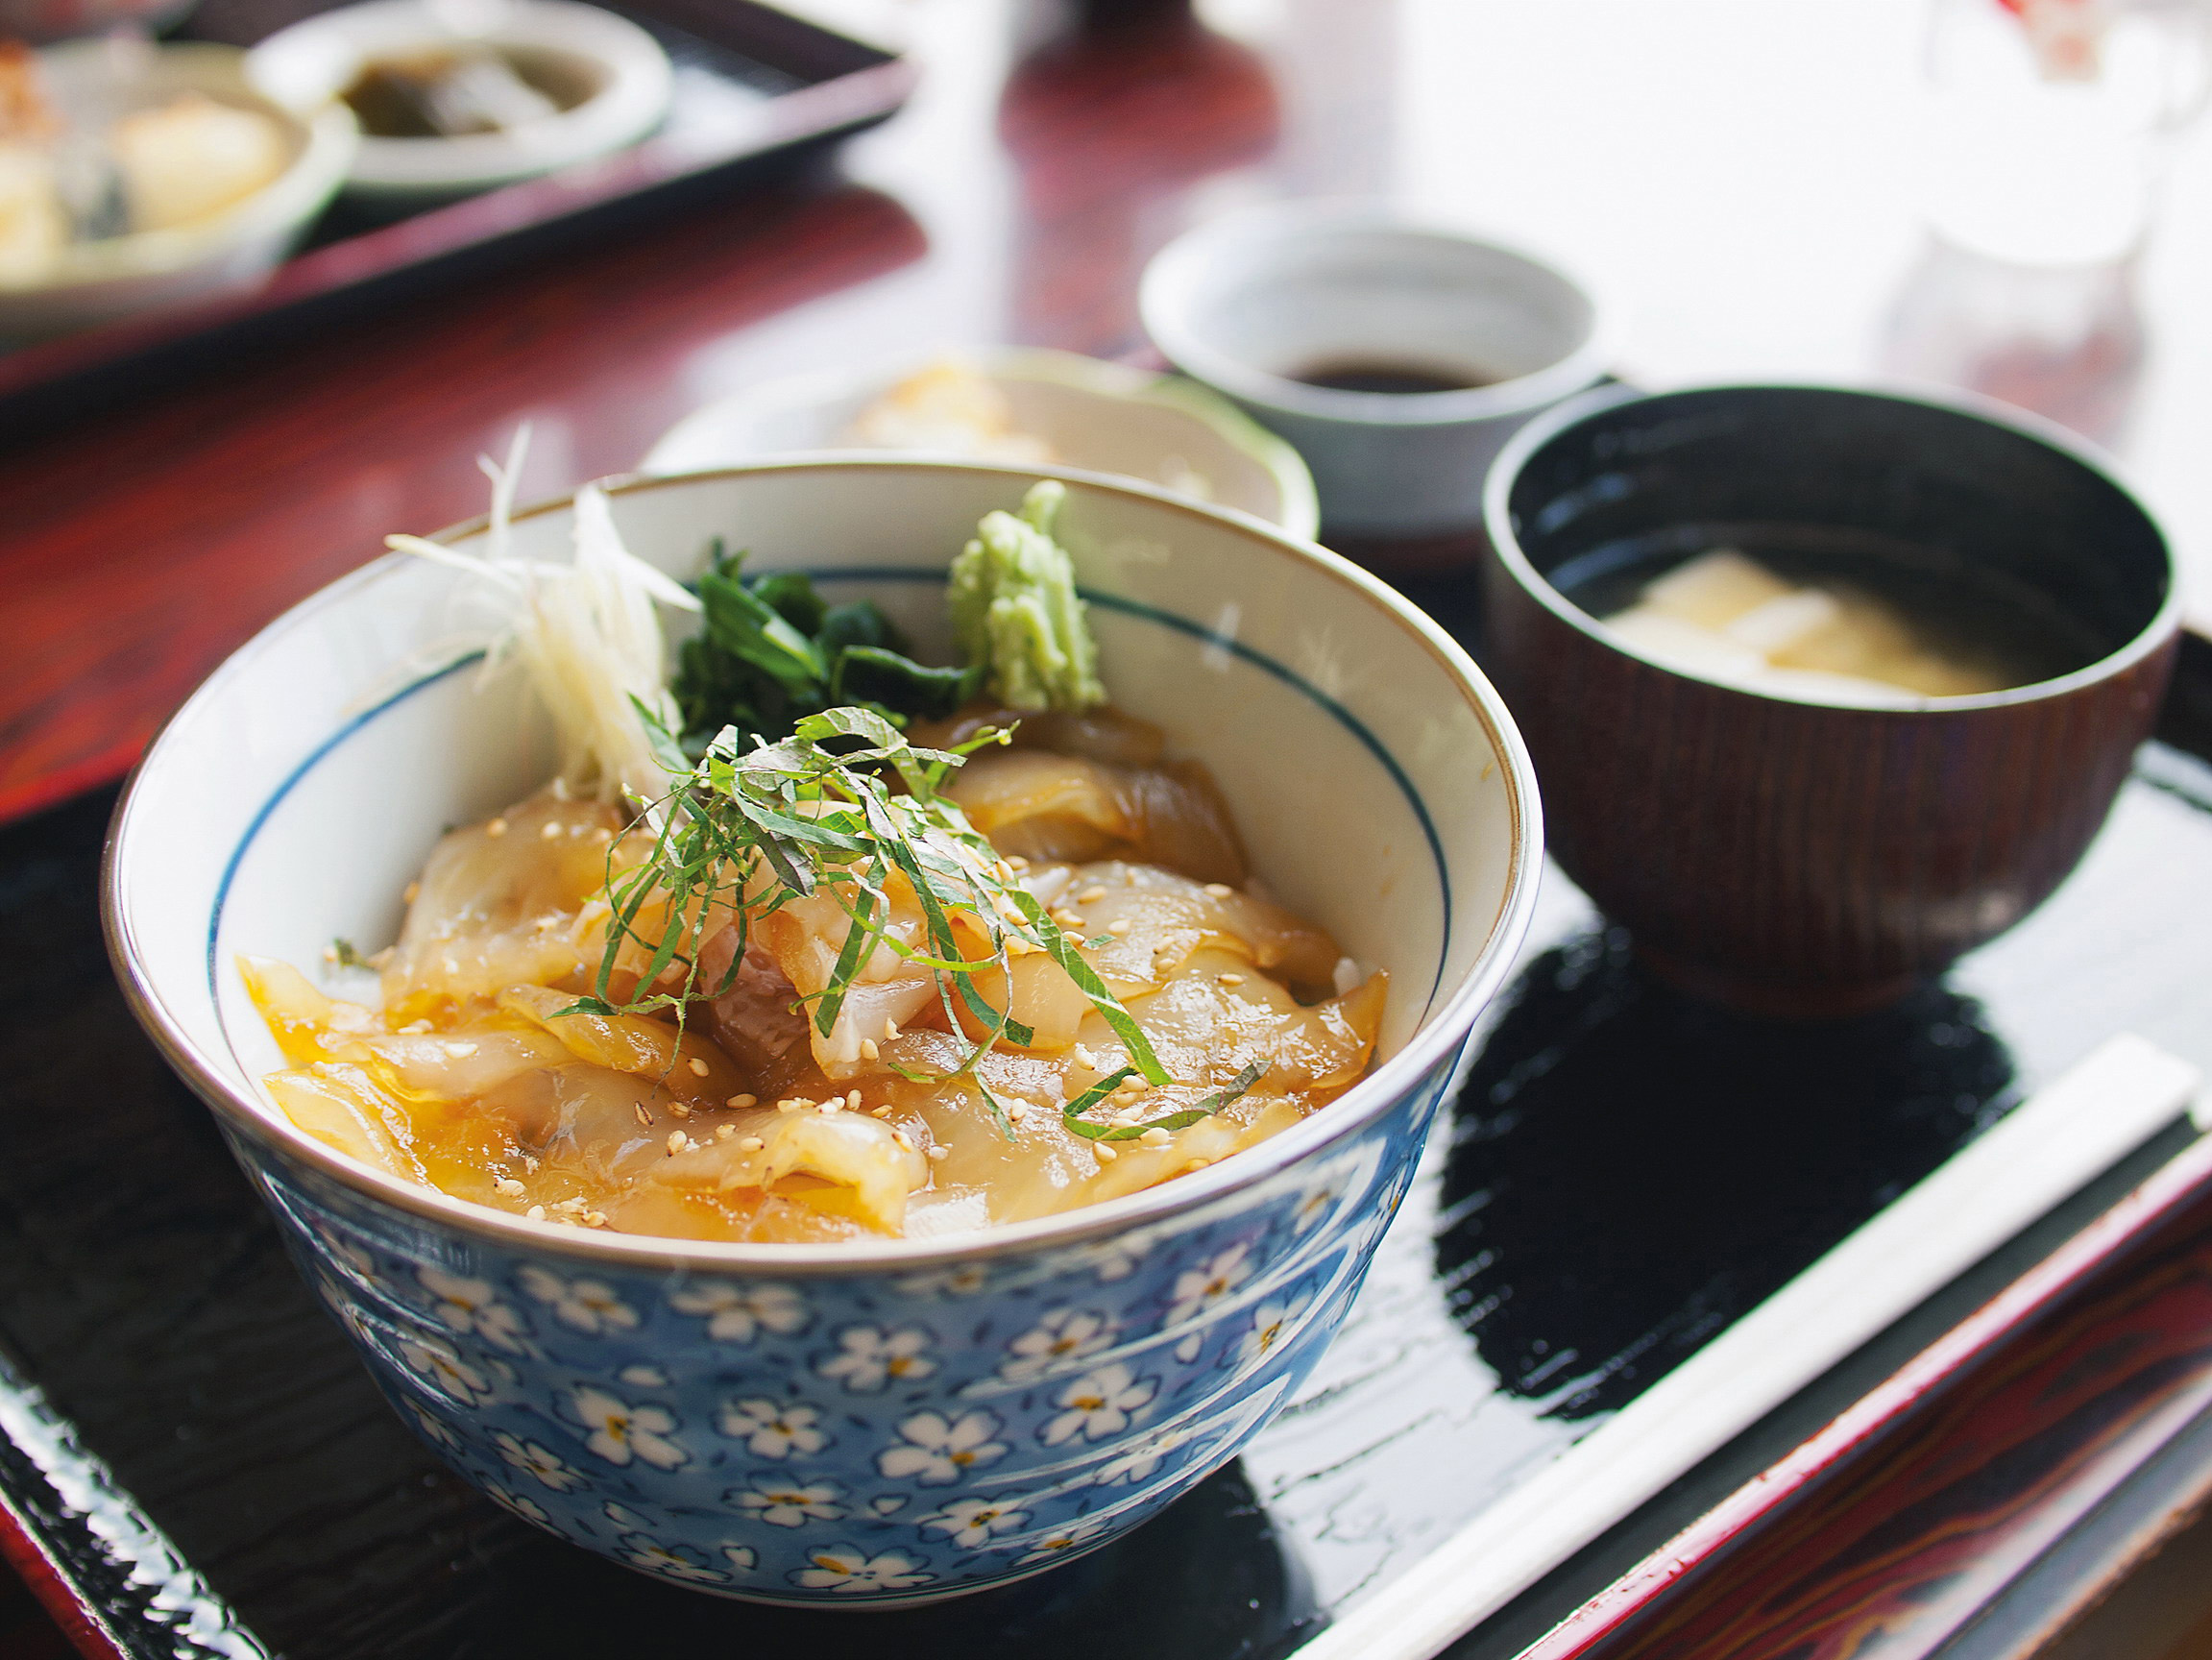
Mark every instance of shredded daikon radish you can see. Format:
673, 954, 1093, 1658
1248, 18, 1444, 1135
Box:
387, 428, 699, 804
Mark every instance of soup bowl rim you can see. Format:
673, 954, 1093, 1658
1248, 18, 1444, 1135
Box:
103, 456, 1544, 1277
1481, 376, 2183, 714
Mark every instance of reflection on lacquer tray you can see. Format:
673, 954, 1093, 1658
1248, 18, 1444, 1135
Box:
1438, 928, 2020, 1419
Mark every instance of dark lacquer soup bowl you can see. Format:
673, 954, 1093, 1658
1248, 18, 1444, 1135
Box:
1481, 382, 2178, 1015
105, 461, 1542, 1604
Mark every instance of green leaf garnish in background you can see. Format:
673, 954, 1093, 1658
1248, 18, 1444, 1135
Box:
671, 542, 980, 755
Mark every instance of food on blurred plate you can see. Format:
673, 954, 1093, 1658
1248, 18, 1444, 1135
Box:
0, 40, 290, 281
342, 46, 593, 138
844, 358, 1057, 463
1602, 549, 2018, 703
109, 92, 289, 232
244, 473, 1385, 1245
0, 40, 62, 277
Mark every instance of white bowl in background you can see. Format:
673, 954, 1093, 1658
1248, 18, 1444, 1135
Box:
643, 348, 1322, 540
247, 0, 672, 200
106, 460, 1539, 1600
1141, 203, 1613, 535
0, 42, 355, 341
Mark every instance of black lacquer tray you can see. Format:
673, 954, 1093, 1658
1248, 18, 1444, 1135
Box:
3, 636, 2210, 1660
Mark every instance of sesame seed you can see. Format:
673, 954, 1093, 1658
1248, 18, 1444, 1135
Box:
871, 1104, 894, 1118
445, 1040, 477, 1057
739, 1135, 766, 1153
1140, 1128, 1172, 1146
554, 1196, 587, 1213
926, 1145, 949, 1162
1217, 972, 1245, 988
633, 1103, 653, 1127
584, 1211, 608, 1229
1094, 1141, 1119, 1162
777, 1099, 802, 1113
540, 820, 561, 840
495, 1176, 525, 1196
727, 1093, 757, 1109
861, 1038, 879, 1061
687, 1057, 709, 1077
883, 1018, 900, 1040
1204, 883, 1233, 897
717, 1124, 737, 1140
485, 818, 508, 838
1072, 1045, 1097, 1068
1053, 909, 1083, 928
667, 1132, 687, 1155
820, 1099, 842, 1114
526, 1204, 546, 1221
402, 882, 421, 905
1008, 855, 1030, 870
1078, 886, 1107, 903
1106, 917, 1132, 936
846, 1090, 863, 1110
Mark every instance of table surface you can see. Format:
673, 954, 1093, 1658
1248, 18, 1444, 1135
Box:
6, 0, 2212, 1654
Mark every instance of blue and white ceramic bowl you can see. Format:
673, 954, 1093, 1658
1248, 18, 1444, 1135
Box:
104, 461, 1542, 1604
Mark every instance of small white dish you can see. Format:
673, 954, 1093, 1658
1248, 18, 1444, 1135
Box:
247, 0, 672, 200
0, 42, 355, 341
1141, 203, 1613, 536
643, 348, 1322, 540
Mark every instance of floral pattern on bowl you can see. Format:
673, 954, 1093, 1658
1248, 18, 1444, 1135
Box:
236, 1069, 1439, 1605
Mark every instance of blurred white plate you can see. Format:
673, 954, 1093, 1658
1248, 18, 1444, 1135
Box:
247, 0, 672, 200
642, 348, 1321, 539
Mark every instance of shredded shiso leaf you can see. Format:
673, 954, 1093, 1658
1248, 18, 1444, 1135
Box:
578, 701, 1173, 1090
947, 479, 1105, 712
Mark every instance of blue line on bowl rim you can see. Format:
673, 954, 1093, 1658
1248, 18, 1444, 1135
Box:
206, 573, 1453, 1049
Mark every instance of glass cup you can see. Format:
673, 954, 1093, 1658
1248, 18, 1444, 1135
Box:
1919, 0, 2212, 265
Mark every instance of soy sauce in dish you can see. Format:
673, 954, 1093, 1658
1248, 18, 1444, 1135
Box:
343, 46, 598, 138
1291, 357, 1497, 394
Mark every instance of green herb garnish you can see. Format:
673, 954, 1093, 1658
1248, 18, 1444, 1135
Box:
671, 542, 984, 755
1061, 1059, 1267, 1142
579, 703, 1171, 1091
329, 938, 373, 970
